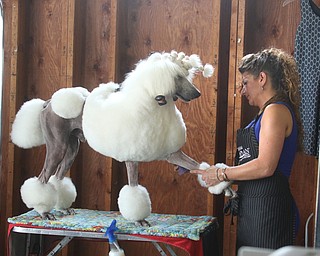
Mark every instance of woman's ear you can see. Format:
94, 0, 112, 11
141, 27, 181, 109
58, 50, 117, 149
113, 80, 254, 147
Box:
258, 71, 267, 84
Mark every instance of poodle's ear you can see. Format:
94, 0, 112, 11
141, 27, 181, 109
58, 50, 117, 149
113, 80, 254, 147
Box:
155, 95, 167, 106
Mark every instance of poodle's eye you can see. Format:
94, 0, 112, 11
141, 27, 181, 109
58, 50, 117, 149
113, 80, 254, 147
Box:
155, 95, 167, 106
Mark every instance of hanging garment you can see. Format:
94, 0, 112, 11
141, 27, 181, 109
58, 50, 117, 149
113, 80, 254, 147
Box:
235, 106, 297, 251
294, 0, 320, 156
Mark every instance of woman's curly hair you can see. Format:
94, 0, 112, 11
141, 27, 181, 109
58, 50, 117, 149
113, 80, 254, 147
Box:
238, 48, 303, 151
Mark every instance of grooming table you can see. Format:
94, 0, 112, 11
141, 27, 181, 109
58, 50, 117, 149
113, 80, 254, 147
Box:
7, 209, 219, 256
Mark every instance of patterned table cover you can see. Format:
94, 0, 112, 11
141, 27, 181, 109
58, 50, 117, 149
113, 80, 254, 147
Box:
8, 208, 218, 241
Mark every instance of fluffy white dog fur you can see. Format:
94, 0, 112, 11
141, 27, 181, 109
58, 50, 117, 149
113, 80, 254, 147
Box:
48, 176, 77, 210
118, 185, 151, 222
20, 177, 58, 215
11, 99, 45, 148
51, 87, 90, 119
20, 176, 77, 216
82, 59, 188, 162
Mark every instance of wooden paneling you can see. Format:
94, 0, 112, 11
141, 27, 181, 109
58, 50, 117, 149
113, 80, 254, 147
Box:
1, 0, 318, 255
241, 0, 302, 125
244, 0, 300, 56
1, 0, 27, 252
0, 0, 15, 253
290, 153, 318, 246
224, 1, 246, 255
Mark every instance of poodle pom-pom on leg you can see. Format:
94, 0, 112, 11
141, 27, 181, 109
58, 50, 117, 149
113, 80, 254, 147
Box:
118, 185, 151, 226
197, 162, 234, 196
196, 162, 211, 187
20, 177, 58, 219
48, 175, 77, 214
208, 163, 233, 196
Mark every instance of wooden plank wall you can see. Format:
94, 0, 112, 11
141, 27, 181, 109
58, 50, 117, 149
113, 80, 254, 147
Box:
1, 0, 318, 255
0, 0, 223, 255
224, 1, 246, 255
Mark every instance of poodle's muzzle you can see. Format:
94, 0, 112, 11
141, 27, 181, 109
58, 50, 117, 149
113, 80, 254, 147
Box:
174, 76, 201, 102
155, 76, 201, 106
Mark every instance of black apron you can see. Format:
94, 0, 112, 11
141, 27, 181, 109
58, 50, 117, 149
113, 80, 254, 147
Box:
235, 124, 295, 251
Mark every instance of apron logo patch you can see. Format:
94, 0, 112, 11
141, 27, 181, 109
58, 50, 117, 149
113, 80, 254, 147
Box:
237, 146, 251, 162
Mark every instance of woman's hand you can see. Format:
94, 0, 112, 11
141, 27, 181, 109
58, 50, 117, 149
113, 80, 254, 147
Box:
190, 165, 221, 187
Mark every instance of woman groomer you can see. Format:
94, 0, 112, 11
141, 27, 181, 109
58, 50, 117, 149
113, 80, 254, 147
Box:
191, 48, 303, 250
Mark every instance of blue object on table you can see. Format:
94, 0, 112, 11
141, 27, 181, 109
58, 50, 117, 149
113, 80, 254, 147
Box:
105, 219, 118, 243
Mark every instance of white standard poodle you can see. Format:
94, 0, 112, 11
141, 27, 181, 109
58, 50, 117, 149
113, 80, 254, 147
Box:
11, 50, 232, 224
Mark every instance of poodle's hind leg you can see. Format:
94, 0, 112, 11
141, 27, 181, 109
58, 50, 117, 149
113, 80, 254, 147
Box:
51, 133, 81, 214
37, 138, 69, 184
31, 142, 68, 219
55, 132, 81, 180
23, 106, 71, 219
38, 103, 72, 184
117, 161, 151, 226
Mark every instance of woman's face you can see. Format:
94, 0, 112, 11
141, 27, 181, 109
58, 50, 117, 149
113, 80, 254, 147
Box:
240, 72, 262, 107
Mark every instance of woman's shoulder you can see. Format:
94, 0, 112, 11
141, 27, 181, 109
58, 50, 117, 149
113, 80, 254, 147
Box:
263, 103, 292, 121
264, 102, 292, 116
263, 102, 293, 136
266, 101, 288, 108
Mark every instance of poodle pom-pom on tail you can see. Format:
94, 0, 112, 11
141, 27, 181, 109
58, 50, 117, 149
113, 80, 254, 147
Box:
11, 99, 45, 148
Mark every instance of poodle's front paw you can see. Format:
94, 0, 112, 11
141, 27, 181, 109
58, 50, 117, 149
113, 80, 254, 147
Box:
196, 162, 211, 187
199, 162, 210, 170
208, 163, 232, 196
196, 162, 233, 196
